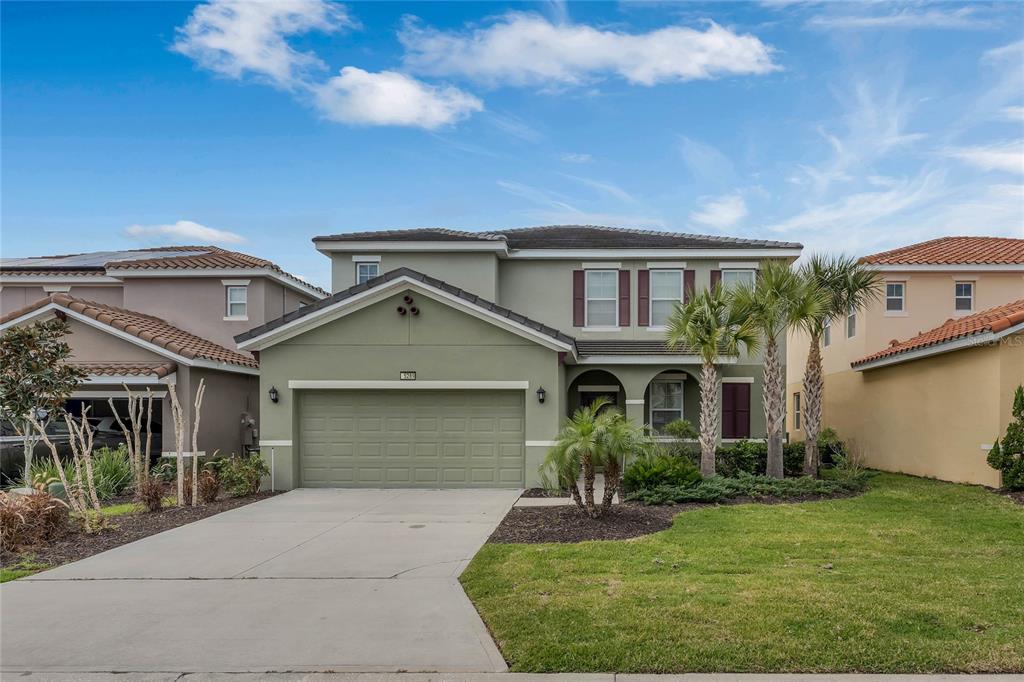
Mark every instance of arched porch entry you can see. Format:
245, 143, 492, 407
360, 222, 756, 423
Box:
565, 369, 626, 418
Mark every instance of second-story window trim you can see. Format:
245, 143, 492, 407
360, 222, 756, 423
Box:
649, 269, 682, 329
846, 305, 857, 338
721, 268, 756, 290
793, 392, 801, 431
584, 269, 619, 329
823, 318, 831, 347
355, 261, 380, 285
224, 284, 248, 320
955, 281, 974, 312
885, 281, 906, 314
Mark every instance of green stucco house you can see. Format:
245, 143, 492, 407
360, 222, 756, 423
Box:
235, 226, 802, 489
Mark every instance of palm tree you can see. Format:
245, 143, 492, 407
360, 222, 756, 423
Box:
542, 398, 653, 518
797, 254, 881, 476
666, 285, 760, 477
732, 261, 825, 478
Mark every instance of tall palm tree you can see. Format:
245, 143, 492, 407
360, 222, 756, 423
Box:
732, 261, 826, 478
797, 254, 881, 476
666, 286, 760, 477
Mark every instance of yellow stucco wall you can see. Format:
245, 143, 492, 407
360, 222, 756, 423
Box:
787, 334, 1023, 487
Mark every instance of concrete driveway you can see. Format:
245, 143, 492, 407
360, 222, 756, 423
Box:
0, 488, 521, 674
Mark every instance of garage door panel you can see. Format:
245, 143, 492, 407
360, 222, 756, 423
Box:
300, 390, 524, 488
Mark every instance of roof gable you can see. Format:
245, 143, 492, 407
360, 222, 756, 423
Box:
235, 267, 576, 354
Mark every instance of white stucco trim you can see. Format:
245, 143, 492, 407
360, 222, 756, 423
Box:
577, 385, 620, 392
582, 326, 621, 333
646, 261, 686, 269
582, 261, 621, 269
721, 376, 755, 383
0, 303, 259, 376
111, 268, 326, 300
625, 399, 645, 405
260, 439, 293, 447
351, 255, 382, 262
223, 315, 249, 322
525, 440, 557, 447
718, 261, 761, 269
236, 275, 576, 355
578, 355, 736, 365
81, 374, 175, 385
42, 285, 72, 293
853, 321, 1024, 371
220, 279, 251, 286
288, 380, 530, 390
73, 390, 168, 398
509, 248, 801, 259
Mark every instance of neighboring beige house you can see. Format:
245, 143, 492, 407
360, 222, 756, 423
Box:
786, 236, 1024, 486
0, 246, 326, 473
238, 225, 803, 490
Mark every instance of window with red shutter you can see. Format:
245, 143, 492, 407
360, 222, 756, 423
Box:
618, 270, 630, 326
572, 270, 585, 327
637, 270, 650, 326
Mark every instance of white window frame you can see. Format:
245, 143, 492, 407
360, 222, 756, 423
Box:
954, 281, 974, 312
355, 261, 380, 285
648, 269, 683, 330
224, 285, 248, 320
885, 281, 906, 315
584, 269, 619, 329
846, 306, 856, 338
793, 392, 801, 431
649, 378, 684, 433
721, 269, 756, 290
823, 318, 831, 347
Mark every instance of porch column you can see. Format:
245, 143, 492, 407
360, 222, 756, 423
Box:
624, 395, 646, 426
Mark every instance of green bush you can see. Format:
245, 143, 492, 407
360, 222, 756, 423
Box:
817, 427, 848, 465
91, 445, 133, 500
219, 453, 269, 497
625, 471, 872, 505
621, 454, 701, 494
988, 385, 1024, 490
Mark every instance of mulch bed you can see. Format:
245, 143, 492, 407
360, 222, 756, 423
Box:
1000, 489, 1024, 506
519, 487, 569, 498
489, 490, 863, 544
2, 492, 280, 569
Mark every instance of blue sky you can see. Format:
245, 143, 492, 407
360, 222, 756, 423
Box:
2, 1, 1022, 288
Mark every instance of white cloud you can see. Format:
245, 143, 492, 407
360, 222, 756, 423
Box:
998, 106, 1024, 122
983, 40, 1024, 64
677, 136, 736, 187
689, 193, 748, 230
311, 67, 482, 129
807, 7, 994, 31
172, 0, 354, 88
946, 140, 1024, 175
560, 152, 593, 164
399, 13, 778, 87
559, 174, 636, 203
123, 220, 246, 245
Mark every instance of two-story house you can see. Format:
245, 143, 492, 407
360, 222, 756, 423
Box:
786, 236, 1024, 487
0, 246, 325, 475
237, 226, 802, 490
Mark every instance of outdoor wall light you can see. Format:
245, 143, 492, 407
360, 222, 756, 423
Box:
536, 386, 546, 404
269, 386, 279, 403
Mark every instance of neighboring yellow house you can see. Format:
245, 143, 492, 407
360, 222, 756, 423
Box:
786, 236, 1024, 486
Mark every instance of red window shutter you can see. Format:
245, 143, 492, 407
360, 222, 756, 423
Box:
637, 270, 650, 326
572, 270, 585, 327
683, 269, 696, 303
710, 269, 722, 291
722, 384, 735, 439
618, 270, 630, 326
721, 383, 751, 439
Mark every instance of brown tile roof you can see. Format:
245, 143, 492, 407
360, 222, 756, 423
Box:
860, 236, 1024, 265
314, 225, 803, 250
70, 361, 178, 378
575, 340, 699, 355
852, 298, 1024, 368
1, 246, 327, 297
1, 294, 258, 370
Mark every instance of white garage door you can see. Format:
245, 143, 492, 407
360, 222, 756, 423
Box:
299, 390, 525, 488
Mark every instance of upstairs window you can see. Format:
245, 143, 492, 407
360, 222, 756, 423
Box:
886, 282, 905, 312
225, 285, 247, 319
793, 392, 801, 430
846, 306, 857, 338
356, 262, 379, 285
585, 270, 618, 327
649, 270, 682, 328
823, 318, 832, 347
722, 269, 756, 289
955, 281, 974, 312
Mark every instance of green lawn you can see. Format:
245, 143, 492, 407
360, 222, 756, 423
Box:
1, 559, 49, 583
461, 474, 1024, 673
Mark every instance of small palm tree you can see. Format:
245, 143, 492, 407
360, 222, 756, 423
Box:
797, 255, 881, 475
666, 286, 760, 477
732, 261, 825, 478
542, 398, 653, 518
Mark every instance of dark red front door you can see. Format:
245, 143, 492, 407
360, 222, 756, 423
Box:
722, 383, 751, 439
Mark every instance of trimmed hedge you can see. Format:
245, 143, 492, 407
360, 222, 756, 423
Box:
624, 470, 872, 505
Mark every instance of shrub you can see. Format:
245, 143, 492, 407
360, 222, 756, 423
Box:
817, 427, 848, 465
197, 469, 221, 504
136, 476, 165, 512
0, 491, 69, 551
219, 453, 269, 497
621, 453, 701, 494
625, 471, 872, 505
988, 386, 1024, 490
91, 445, 133, 500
